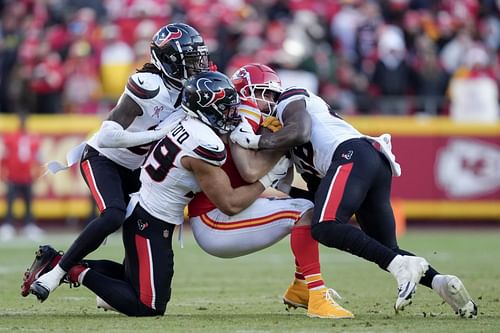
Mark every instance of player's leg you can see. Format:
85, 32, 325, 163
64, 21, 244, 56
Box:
121, 202, 176, 315
356, 159, 476, 317
190, 197, 309, 258
63, 148, 141, 269
0, 183, 17, 241
68, 203, 176, 316
190, 197, 352, 318
20, 183, 43, 240
29, 146, 141, 301
310, 140, 398, 268
310, 139, 429, 311
289, 209, 353, 319
84, 259, 125, 280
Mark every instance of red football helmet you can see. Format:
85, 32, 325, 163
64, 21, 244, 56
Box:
231, 63, 282, 117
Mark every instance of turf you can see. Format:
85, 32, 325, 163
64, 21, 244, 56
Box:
0, 228, 499, 332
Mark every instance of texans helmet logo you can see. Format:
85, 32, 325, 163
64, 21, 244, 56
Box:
196, 78, 226, 107
154, 26, 183, 47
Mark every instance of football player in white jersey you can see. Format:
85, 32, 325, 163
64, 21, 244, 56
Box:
230, 65, 477, 318
29, 71, 290, 317
187, 64, 354, 319
23, 23, 212, 303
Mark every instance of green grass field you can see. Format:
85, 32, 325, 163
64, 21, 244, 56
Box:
1, 228, 499, 333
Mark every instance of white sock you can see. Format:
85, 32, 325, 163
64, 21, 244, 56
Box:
52, 264, 68, 280
386, 255, 404, 275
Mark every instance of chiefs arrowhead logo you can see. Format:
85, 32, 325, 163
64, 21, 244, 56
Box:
436, 139, 500, 198
196, 78, 226, 107
154, 26, 183, 47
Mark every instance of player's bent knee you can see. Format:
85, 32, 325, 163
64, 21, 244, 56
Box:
295, 208, 313, 226
131, 304, 166, 317
311, 222, 328, 244
99, 207, 126, 233
311, 221, 343, 247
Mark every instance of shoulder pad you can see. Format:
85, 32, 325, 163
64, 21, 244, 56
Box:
126, 73, 161, 99
277, 87, 310, 104
193, 144, 226, 165
183, 118, 227, 166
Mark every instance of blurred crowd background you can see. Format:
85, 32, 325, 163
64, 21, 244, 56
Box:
0, 0, 499, 118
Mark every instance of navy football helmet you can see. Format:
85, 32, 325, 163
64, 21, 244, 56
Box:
150, 23, 209, 88
181, 71, 241, 134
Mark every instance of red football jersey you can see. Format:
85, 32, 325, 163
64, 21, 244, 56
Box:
188, 99, 262, 217
1, 130, 41, 184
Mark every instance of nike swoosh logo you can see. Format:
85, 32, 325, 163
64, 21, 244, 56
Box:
239, 128, 251, 133
138, 78, 144, 85
203, 144, 219, 150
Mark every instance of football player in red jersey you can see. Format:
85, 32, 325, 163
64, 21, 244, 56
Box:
187, 63, 354, 319
0, 113, 44, 241
230, 64, 477, 318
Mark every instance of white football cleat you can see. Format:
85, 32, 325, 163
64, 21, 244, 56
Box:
432, 274, 478, 318
389, 255, 429, 312
30, 265, 66, 302
97, 296, 117, 312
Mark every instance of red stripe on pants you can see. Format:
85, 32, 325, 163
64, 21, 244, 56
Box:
320, 163, 353, 222
81, 160, 106, 212
135, 234, 154, 309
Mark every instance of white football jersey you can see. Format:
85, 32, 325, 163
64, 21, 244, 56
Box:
87, 72, 183, 170
275, 87, 362, 177
133, 116, 226, 225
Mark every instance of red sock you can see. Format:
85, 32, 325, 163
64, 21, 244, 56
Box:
291, 225, 324, 290
294, 259, 305, 281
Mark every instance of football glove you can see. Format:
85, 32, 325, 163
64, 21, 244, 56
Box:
229, 118, 261, 149
261, 116, 282, 132
258, 156, 290, 188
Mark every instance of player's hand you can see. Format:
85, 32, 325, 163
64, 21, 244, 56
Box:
258, 156, 290, 188
261, 116, 282, 132
230, 118, 261, 149
152, 118, 179, 140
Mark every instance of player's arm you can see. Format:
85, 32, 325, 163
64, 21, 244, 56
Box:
230, 99, 311, 151
184, 156, 265, 215
95, 95, 170, 148
258, 99, 311, 149
229, 138, 285, 183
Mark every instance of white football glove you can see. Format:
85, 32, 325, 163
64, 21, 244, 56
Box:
258, 156, 291, 188
230, 118, 261, 149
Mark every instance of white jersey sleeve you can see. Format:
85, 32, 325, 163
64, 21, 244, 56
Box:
87, 72, 183, 170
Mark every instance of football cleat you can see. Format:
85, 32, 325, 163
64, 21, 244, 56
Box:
393, 256, 429, 312
283, 279, 309, 310
432, 275, 478, 318
96, 296, 117, 312
307, 288, 354, 319
21, 245, 62, 297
